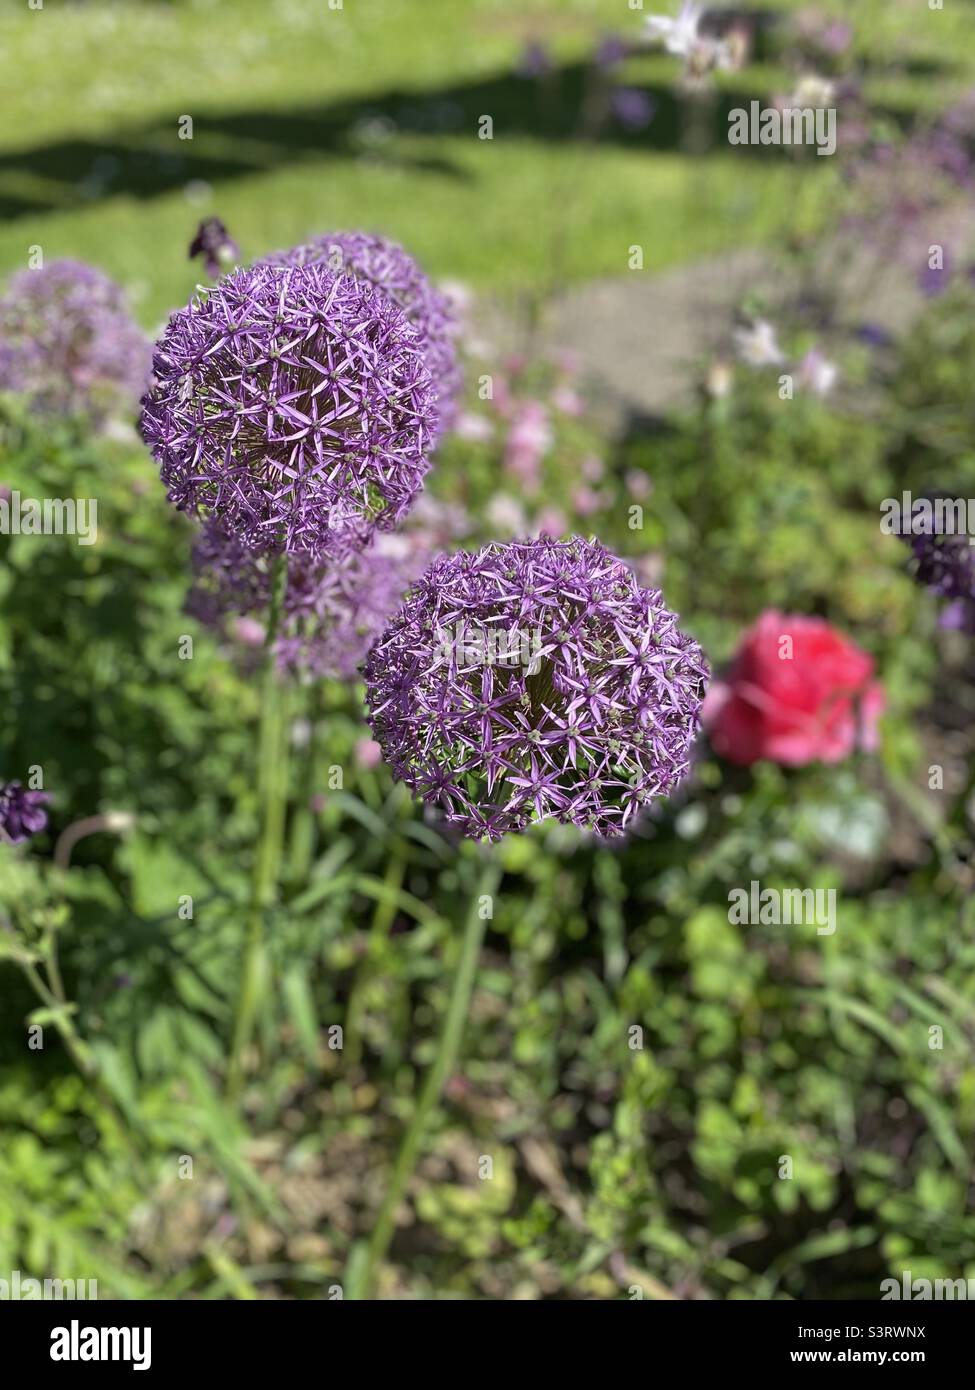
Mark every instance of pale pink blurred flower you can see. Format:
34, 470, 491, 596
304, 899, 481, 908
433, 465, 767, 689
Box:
627, 552, 665, 587
581, 454, 604, 482
798, 347, 838, 396
439, 279, 473, 321
486, 494, 528, 535
533, 506, 568, 538
456, 411, 494, 442
356, 737, 383, 769
625, 469, 652, 500
552, 384, 583, 416
572, 486, 601, 517
505, 401, 552, 492
231, 615, 266, 647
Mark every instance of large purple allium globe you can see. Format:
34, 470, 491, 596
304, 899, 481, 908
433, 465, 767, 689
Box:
139, 261, 438, 556
0, 782, 49, 845
188, 519, 449, 681
264, 232, 462, 436
0, 259, 151, 423
364, 536, 709, 840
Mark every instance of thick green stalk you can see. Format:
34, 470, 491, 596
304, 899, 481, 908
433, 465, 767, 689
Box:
347, 855, 501, 1299
227, 555, 290, 1100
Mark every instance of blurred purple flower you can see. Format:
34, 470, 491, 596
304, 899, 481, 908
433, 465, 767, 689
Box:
0, 260, 151, 423
594, 34, 629, 70
517, 41, 553, 79
0, 782, 49, 845
610, 87, 656, 131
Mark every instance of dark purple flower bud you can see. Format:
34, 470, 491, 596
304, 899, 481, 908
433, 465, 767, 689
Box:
0, 260, 151, 423
610, 87, 656, 131
857, 323, 891, 348
188, 217, 240, 278
0, 782, 49, 845
264, 231, 462, 436
139, 260, 438, 556
364, 537, 709, 841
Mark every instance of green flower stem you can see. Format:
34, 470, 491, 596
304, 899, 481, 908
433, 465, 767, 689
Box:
21, 959, 94, 1078
347, 855, 501, 1299
343, 836, 408, 1075
227, 554, 290, 1100
284, 683, 324, 888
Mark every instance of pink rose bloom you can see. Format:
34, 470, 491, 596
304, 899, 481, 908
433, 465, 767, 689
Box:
703, 610, 885, 766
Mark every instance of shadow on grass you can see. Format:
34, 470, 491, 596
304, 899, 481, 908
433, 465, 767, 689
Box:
0, 62, 859, 222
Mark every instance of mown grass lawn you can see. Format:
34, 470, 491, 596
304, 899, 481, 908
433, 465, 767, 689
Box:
3, 0, 969, 325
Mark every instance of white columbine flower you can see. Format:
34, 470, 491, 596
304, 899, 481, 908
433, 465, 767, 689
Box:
645, 2, 704, 58
734, 319, 785, 367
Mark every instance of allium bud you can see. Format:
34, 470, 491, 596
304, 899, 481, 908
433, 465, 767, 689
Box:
140, 261, 438, 555
0, 259, 151, 423
0, 782, 49, 845
364, 537, 709, 840
264, 232, 462, 435
188, 217, 240, 278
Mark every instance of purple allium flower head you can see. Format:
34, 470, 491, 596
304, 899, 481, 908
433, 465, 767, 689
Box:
188, 508, 459, 680
139, 260, 438, 556
188, 217, 240, 278
0, 259, 151, 423
364, 536, 709, 841
263, 231, 462, 436
0, 782, 49, 845
905, 527, 975, 632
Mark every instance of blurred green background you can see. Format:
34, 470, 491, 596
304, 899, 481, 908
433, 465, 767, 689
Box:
1, 0, 974, 1301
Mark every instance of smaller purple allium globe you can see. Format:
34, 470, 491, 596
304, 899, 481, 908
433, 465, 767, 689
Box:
188, 518, 450, 681
364, 536, 709, 840
0, 259, 151, 423
264, 232, 462, 436
140, 261, 438, 556
0, 782, 49, 845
